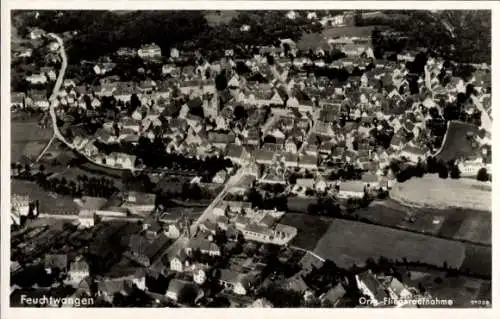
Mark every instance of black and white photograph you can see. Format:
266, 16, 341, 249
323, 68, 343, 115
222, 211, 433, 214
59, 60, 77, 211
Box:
2, 1, 495, 313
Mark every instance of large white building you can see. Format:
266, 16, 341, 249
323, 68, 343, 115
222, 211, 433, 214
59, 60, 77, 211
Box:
138, 43, 162, 59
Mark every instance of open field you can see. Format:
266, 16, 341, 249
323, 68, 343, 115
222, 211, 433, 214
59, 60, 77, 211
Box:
313, 219, 467, 270
280, 213, 332, 251
359, 199, 491, 246
435, 120, 479, 162
11, 120, 53, 163
391, 175, 491, 212
11, 179, 79, 214
287, 196, 318, 214
453, 214, 491, 245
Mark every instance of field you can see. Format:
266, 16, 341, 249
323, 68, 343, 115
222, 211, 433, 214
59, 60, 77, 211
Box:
391, 175, 491, 212
435, 120, 479, 162
11, 120, 53, 163
287, 196, 318, 214
313, 219, 467, 270
11, 179, 79, 214
459, 245, 491, 277
280, 213, 332, 250
359, 199, 491, 246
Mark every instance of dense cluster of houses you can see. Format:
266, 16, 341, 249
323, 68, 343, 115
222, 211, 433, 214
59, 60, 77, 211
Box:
10, 13, 492, 307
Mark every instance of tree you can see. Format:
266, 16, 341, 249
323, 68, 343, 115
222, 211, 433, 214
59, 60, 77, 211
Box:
438, 164, 449, 179
215, 71, 228, 91
449, 164, 461, 179
477, 167, 489, 182
266, 54, 275, 65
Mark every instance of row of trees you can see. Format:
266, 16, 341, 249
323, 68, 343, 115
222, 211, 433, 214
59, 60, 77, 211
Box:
13, 164, 120, 198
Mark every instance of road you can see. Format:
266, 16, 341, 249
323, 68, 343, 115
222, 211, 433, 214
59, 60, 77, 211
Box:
35, 33, 75, 164
46, 33, 74, 149
151, 163, 250, 275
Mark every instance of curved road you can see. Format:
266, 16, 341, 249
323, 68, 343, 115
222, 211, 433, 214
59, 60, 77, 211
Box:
46, 33, 74, 149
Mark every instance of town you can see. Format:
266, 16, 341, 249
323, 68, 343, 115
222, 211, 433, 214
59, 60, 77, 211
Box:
10, 10, 491, 308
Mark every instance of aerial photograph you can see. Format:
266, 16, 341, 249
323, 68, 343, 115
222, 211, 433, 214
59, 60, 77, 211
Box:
9, 9, 491, 308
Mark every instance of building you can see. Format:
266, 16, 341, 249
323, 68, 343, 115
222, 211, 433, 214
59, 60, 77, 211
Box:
44, 254, 68, 274
138, 43, 162, 59
338, 181, 366, 199
355, 270, 389, 307
170, 250, 190, 273
127, 233, 170, 267
68, 256, 90, 286
458, 157, 487, 177
121, 191, 156, 215
319, 283, 347, 307
185, 237, 221, 256
219, 269, 256, 295
165, 279, 200, 303
241, 223, 297, 245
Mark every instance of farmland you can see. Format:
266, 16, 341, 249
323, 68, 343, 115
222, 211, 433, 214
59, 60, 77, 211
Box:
391, 175, 491, 212
359, 199, 491, 246
313, 218, 467, 270
435, 120, 479, 162
11, 120, 53, 163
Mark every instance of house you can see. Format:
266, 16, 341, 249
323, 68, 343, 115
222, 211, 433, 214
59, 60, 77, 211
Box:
166, 279, 200, 303
104, 152, 136, 170
164, 223, 182, 239
192, 267, 208, 285
458, 157, 487, 177
122, 191, 156, 214
68, 256, 90, 286
249, 298, 273, 308
298, 155, 318, 170
355, 270, 389, 307
127, 233, 170, 267
44, 254, 68, 274
170, 250, 189, 272
11, 92, 25, 108
282, 152, 298, 168
338, 181, 366, 199
96, 277, 135, 303
26, 73, 47, 84
138, 43, 162, 59
219, 269, 256, 295
29, 27, 46, 40
116, 47, 137, 57
212, 202, 229, 217
255, 150, 275, 166
386, 277, 413, 305
41, 67, 57, 81
185, 237, 221, 256
241, 223, 297, 245
226, 144, 248, 164
212, 169, 228, 184
319, 283, 347, 307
